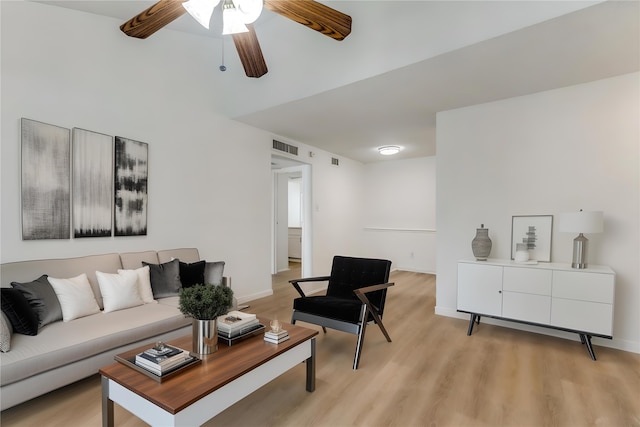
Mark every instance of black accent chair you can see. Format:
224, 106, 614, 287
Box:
290, 256, 394, 369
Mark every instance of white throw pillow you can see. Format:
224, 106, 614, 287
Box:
117, 266, 155, 304
96, 270, 144, 313
48, 274, 101, 322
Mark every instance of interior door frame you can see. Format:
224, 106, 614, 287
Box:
271, 161, 312, 278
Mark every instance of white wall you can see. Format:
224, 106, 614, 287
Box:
362, 157, 437, 273
1, 1, 446, 307
436, 73, 639, 353
1, 1, 273, 303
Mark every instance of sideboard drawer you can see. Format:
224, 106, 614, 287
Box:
551, 298, 613, 336
503, 267, 552, 295
502, 291, 551, 324
552, 271, 614, 304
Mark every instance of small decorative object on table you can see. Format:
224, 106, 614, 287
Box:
264, 318, 289, 344
179, 284, 234, 356
471, 224, 492, 261
514, 243, 529, 262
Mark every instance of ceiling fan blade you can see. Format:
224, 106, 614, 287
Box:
264, 0, 352, 41
120, 0, 187, 39
232, 24, 268, 78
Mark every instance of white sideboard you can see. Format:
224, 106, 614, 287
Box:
457, 259, 615, 360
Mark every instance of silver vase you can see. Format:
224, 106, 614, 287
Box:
472, 224, 492, 261
192, 318, 218, 355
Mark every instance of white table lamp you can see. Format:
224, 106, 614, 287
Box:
557, 210, 603, 269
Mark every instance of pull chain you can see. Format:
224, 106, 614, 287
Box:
219, 37, 227, 72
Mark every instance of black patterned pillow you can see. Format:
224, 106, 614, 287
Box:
1, 288, 39, 336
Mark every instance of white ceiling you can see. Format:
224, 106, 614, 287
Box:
37, 1, 639, 164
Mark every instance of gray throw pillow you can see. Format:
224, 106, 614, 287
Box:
11, 275, 63, 328
143, 259, 182, 299
204, 261, 225, 287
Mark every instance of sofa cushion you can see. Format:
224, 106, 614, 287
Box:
157, 248, 200, 264
118, 265, 155, 304
120, 251, 159, 270
11, 275, 62, 328
96, 270, 144, 313
0, 301, 190, 387
0, 253, 123, 310
143, 259, 182, 299
0, 311, 12, 352
48, 274, 101, 322
179, 260, 206, 288
1, 288, 39, 335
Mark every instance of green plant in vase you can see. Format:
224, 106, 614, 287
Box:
179, 284, 234, 320
179, 284, 234, 355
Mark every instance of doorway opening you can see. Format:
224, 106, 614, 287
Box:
271, 155, 312, 278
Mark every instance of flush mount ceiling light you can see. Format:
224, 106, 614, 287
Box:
378, 146, 401, 156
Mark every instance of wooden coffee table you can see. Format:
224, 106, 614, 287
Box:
99, 320, 318, 426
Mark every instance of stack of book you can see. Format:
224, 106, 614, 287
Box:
217, 311, 261, 339
135, 345, 194, 376
264, 329, 289, 344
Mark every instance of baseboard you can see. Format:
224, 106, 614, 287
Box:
435, 307, 640, 355
237, 289, 273, 305
392, 266, 437, 275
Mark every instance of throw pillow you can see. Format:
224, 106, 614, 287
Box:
179, 260, 206, 288
117, 266, 155, 304
11, 274, 63, 328
142, 259, 182, 299
204, 261, 225, 286
96, 270, 144, 313
48, 274, 101, 322
1, 288, 39, 335
0, 311, 12, 352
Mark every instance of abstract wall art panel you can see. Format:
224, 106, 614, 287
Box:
72, 128, 113, 238
114, 136, 148, 236
21, 118, 71, 240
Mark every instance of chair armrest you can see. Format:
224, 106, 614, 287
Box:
289, 276, 331, 298
353, 282, 394, 297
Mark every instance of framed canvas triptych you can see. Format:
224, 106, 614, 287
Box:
20, 118, 148, 240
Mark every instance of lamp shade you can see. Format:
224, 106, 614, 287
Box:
557, 211, 603, 234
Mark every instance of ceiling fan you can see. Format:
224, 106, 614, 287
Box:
120, 0, 352, 78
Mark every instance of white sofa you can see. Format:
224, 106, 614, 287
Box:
0, 248, 219, 411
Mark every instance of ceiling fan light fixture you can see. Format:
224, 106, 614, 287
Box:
182, 0, 220, 29
236, 0, 263, 24
222, 0, 249, 34
378, 145, 401, 156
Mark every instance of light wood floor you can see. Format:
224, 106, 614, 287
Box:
2, 264, 639, 426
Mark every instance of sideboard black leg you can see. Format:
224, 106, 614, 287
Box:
580, 333, 597, 361
467, 314, 476, 336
